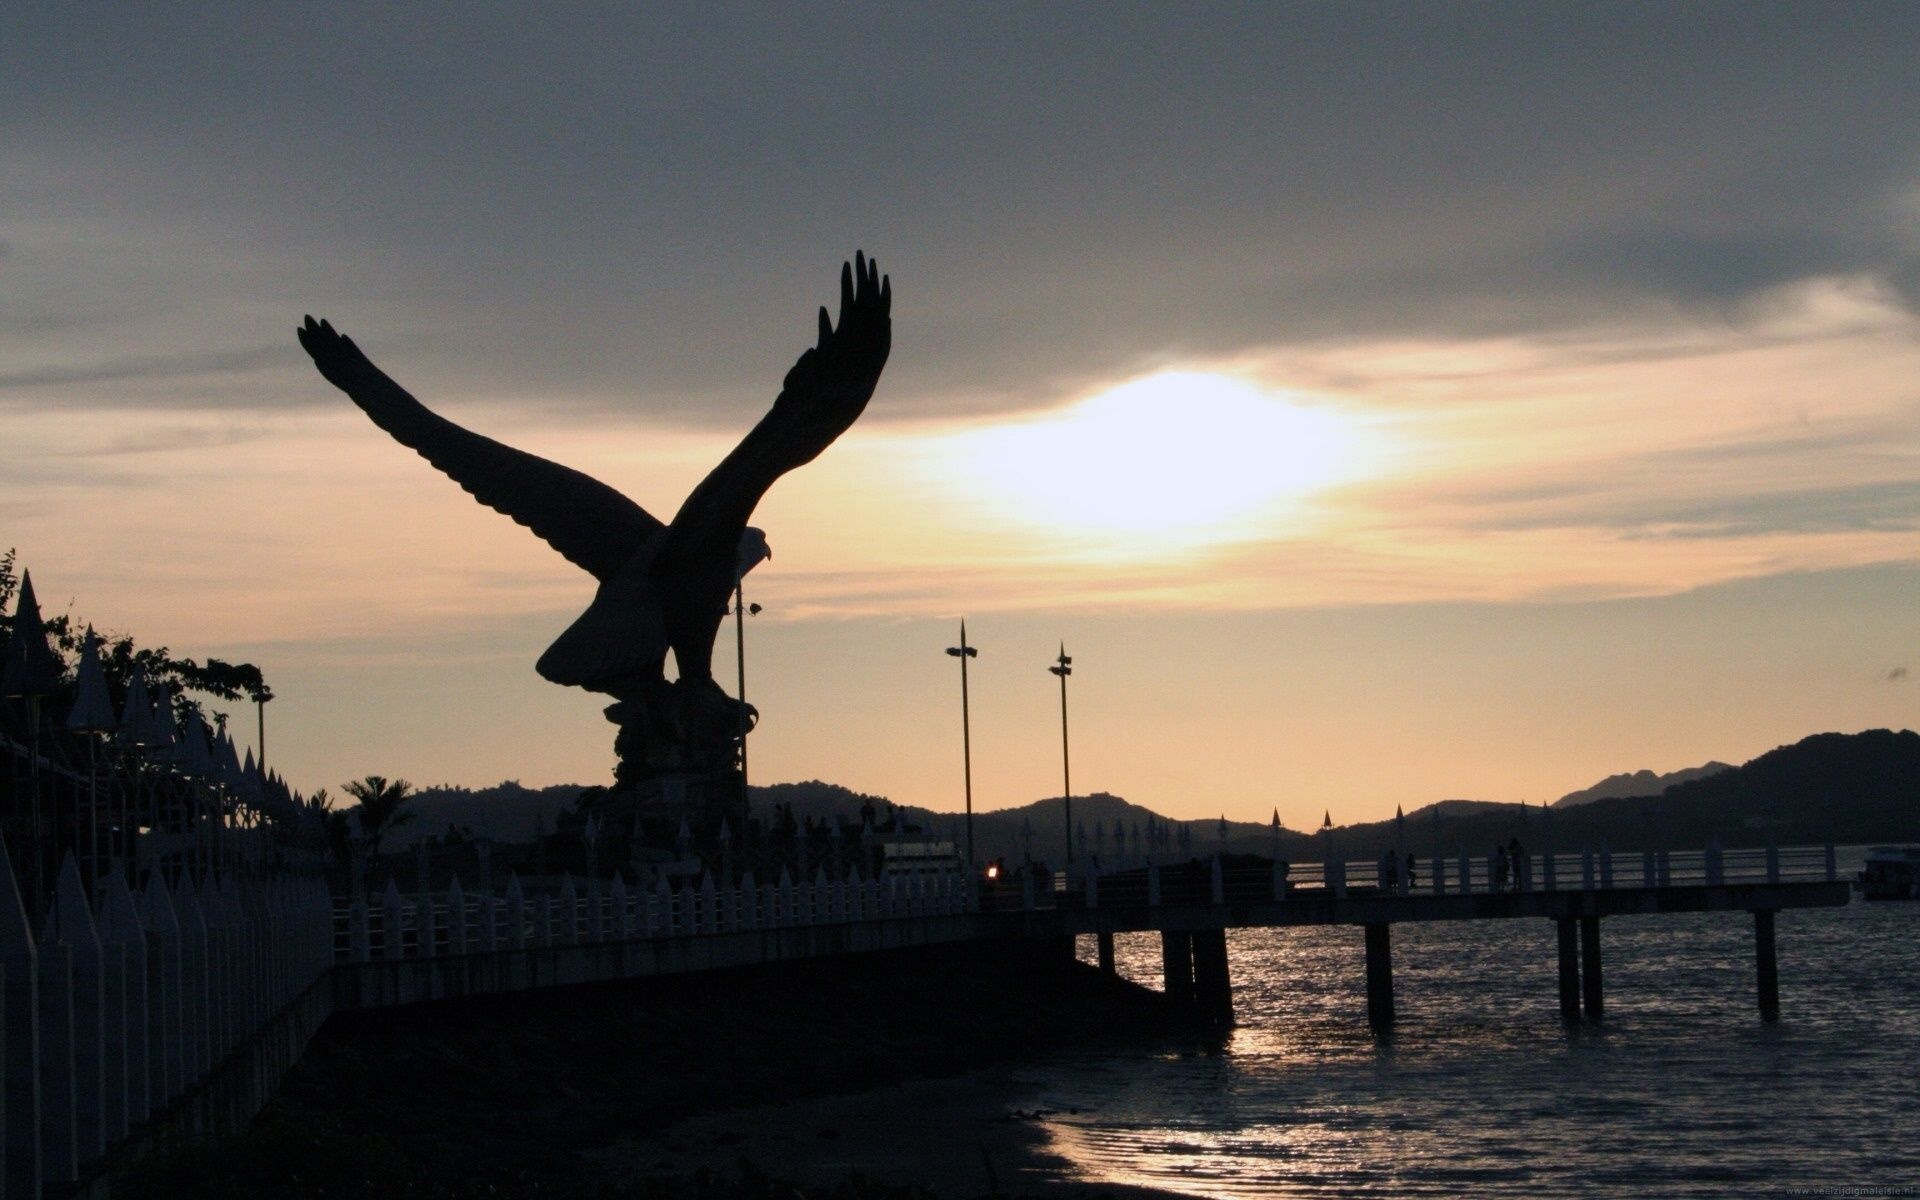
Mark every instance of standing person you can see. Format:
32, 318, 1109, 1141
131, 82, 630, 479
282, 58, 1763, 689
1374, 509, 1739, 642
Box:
1508, 837, 1526, 891
1405, 851, 1418, 890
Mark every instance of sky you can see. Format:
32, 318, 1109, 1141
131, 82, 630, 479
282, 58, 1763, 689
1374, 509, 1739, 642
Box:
6, 4, 1920, 828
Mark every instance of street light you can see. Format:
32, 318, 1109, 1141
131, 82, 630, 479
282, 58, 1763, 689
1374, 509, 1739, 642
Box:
1049, 644, 1074, 864
733, 527, 771, 800
733, 589, 763, 789
945, 621, 978, 867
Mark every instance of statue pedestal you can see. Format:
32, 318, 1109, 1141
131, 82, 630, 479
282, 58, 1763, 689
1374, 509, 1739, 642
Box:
576, 768, 747, 876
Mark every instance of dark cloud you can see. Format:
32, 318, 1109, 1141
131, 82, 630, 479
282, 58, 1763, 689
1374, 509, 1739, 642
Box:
1884, 666, 1908, 682
0, 346, 295, 394
4, 4, 1920, 421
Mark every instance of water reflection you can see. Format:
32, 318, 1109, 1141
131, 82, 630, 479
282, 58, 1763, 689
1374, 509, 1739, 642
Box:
1053, 864, 1919, 1196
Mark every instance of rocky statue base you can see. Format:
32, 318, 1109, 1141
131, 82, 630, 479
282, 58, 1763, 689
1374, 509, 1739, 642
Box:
570, 767, 748, 880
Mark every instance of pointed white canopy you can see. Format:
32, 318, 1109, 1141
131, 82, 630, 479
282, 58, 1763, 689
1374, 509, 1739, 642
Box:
65, 625, 117, 733
116, 664, 163, 749
145, 683, 181, 756
174, 706, 215, 775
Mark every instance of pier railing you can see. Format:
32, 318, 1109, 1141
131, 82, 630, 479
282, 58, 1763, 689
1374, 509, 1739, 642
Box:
1002, 843, 1840, 910
330, 867, 976, 964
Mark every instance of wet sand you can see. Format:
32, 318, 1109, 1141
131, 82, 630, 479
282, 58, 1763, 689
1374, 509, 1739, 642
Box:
120, 938, 1191, 1198
597, 1067, 1187, 1198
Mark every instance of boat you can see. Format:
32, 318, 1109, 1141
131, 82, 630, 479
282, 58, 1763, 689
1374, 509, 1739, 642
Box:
1856, 847, 1920, 900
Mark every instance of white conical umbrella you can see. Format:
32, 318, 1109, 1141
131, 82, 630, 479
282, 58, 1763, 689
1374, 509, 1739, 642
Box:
116, 664, 161, 749
176, 707, 215, 775
65, 626, 116, 734
145, 683, 180, 757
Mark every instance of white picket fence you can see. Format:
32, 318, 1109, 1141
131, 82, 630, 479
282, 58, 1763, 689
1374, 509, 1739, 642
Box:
338, 866, 975, 962
1, 840, 334, 1199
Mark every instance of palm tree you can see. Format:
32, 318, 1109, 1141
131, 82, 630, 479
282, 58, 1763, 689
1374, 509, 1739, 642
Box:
341, 775, 417, 859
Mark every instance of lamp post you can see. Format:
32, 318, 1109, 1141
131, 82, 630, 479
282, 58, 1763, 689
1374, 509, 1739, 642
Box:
733, 585, 762, 792
733, 527, 771, 805
256, 692, 270, 774
1049, 644, 1074, 864
946, 622, 978, 867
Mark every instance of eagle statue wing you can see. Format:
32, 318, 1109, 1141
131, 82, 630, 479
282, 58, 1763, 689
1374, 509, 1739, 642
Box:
298, 317, 664, 582
652, 253, 891, 673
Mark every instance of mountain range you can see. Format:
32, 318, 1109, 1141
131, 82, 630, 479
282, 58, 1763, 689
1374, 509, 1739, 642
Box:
1552, 761, 1733, 808
391, 729, 1920, 860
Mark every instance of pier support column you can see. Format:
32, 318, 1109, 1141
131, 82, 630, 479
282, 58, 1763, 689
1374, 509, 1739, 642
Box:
1579, 916, 1603, 1021
1556, 918, 1581, 1023
1096, 931, 1116, 975
1363, 922, 1394, 1034
1753, 910, 1779, 1022
1160, 931, 1194, 1012
1191, 929, 1233, 1026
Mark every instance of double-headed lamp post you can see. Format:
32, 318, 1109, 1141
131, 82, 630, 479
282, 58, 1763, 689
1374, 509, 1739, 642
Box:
1049, 644, 1074, 864
946, 622, 978, 868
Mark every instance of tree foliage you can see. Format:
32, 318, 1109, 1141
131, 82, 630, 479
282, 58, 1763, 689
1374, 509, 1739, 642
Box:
0, 547, 274, 731
341, 775, 417, 858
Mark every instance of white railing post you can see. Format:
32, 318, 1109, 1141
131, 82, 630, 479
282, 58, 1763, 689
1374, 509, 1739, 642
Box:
675, 882, 696, 937
478, 881, 499, 953
38, 913, 78, 1186
610, 873, 632, 938
1, 831, 44, 1200
199, 875, 232, 1061
738, 871, 759, 930
533, 889, 555, 949
557, 876, 579, 946
382, 879, 408, 962
98, 873, 149, 1135
174, 879, 211, 1083
49, 855, 108, 1174
416, 877, 438, 959
504, 875, 527, 951
446, 876, 469, 956
139, 871, 182, 1108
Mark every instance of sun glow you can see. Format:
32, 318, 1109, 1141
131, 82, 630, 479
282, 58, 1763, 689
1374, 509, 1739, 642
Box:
929, 372, 1371, 547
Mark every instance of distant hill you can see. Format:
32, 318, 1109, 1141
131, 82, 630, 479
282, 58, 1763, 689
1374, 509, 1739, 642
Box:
1553, 761, 1733, 808
392, 781, 585, 848
383, 728, 1920, 860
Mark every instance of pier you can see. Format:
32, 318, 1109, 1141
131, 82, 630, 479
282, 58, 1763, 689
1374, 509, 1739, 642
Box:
1024, 845, 1849, 1032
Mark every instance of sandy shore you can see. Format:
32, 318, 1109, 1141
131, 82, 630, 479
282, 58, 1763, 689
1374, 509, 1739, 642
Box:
118, 938, 1195, 1198
595, 1067, 1190, 1199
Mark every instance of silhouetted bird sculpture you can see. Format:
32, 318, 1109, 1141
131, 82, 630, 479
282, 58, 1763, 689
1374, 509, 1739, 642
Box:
299, 254, 891, 780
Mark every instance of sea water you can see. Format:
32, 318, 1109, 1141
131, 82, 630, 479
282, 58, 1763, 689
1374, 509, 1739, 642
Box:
1046, 847, 1920, 1196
